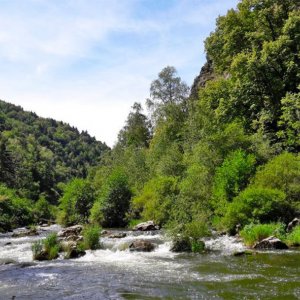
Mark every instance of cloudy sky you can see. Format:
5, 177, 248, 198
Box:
0, 0, 238, 146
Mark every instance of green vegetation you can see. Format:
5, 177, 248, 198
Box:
2, 0, 300, 251
286, 226, 300, 247
32, 233, 59, 260
81, 224, 101, 250
240, 223, 286, 247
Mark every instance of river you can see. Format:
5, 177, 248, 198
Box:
0, 225, 299, 299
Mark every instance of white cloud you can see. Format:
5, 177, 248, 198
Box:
0, 0, 239, 146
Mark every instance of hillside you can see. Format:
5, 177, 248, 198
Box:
0, 99, 109, 203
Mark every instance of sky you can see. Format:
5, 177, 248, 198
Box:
0, 0, 238, 147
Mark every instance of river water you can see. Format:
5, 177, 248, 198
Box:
0, 225, 299, 299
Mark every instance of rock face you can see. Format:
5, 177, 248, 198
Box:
133, 221, 159, 231
287, 218, 300, 232
253, 236, 289, 250
57, 225, 83, 239
129, 240, 155, 252
190, 59, 215, 99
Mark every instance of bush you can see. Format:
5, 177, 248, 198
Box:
90, 169, 132, 228
212, 149, 256, 214
223, 187, 293, 232
168, 216, 209, 253
285, 226, 300, 247
32, 233, 59, 260
0, 184, 34, 232
82, 225, 100, 250
58, 179, 95, 226
132, 176, 178, 226
33, 195, 55, 222
240, 223, 286, 247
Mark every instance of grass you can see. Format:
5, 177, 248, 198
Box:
82, 224, 100, 250
32, 233, 59, 260
285, 226, 300, 247
240, 223, 285, 247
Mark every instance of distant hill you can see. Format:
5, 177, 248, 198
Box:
0, 99, 109, 202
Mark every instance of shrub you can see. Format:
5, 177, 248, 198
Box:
132, 176, 178, 226
82, 225, 100, 250
90, 169, 132, 228
32, 233, 59, 260
212, 150, 256, 214
58, 178, 95, 226
223, 187, 293, 232
168, 215, 209, 253
286, 226, 300, 247
240, 223, 286, 247
0, 185, 34, 232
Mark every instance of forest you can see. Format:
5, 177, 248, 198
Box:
0, 0, 299, 249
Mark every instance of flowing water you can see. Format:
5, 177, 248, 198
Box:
0, 226, 299, 299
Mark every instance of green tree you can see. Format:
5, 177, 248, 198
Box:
58, 178, 95, 225
90, 169, 132, 227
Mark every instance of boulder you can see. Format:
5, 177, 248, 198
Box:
287, 218, 300, 232
129, 240, 155, 252
170, 239, 191, 252
34, 249, 51, 261
57, 225, 83, 238
253, 236, 288, 250
233, 250, 254, 257
108, 232, 127, 239
66, 248, 86, 259
133, 221, 159, 231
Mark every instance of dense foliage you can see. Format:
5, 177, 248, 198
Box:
0, 100, 108, 203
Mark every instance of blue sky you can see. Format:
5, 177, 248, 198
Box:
0, 0, 238, 146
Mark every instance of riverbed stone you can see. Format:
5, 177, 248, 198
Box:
12, 228, 39, 238
66, 248, 86, 259
133, 221, 159, 231
233, 250, 254, 257
253, 236, 288, 250
108, 232, 127, 239
57, 225, 83, 238
287, 218, 300, 232
129, 240, 155, 252
170, 239, 191, 252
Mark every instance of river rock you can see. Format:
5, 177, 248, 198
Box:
170, 239, 191, 252
129, 240, 155, 252
108, 233, 127, 239
12, 228, 39, 238
66, 248, 86, 259
233, 250, 254, 257
133, 221, 159, 231
287, 218, 300, 232
253, 236, 288, 250
57, 225, 83, 239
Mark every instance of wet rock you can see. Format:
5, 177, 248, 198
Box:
0, 258, 17, 265
34, 249, 51, 261
287, 218, 300, 232
19, 262, 36, 268
129, 240, 155, 252
253, 236, 288, 250
12, 228, 39, 238
4, 242, 12, 246
101, 230, 109, 235
66, 248, 86, 259
233, 250, 254, 257
57, 225, 83, 238
108, 233, 127, 239
133, 221, 159, 231
170, 239, 191, 252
